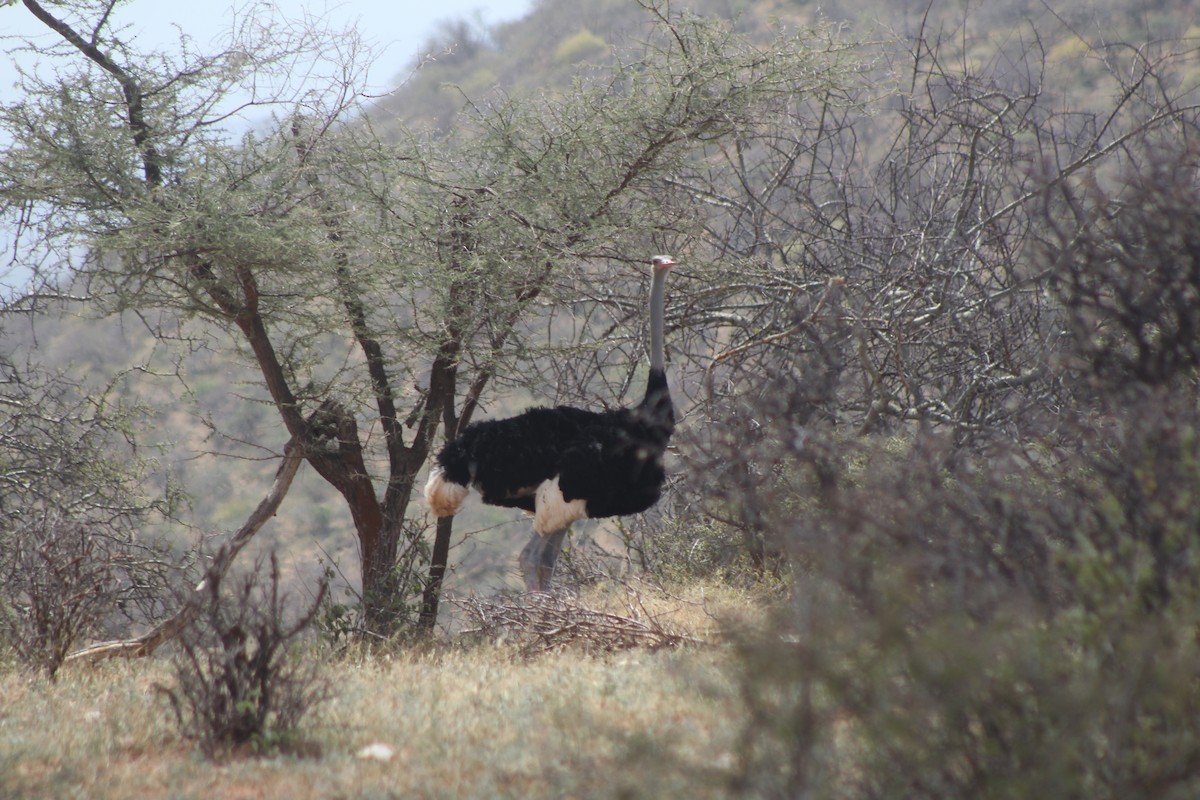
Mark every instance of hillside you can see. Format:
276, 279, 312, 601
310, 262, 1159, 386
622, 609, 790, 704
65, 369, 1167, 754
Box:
4, 0, 1199, 602
381, 0, 1200, 131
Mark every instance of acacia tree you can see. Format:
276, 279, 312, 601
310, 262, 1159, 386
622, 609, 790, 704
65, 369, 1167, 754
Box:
1, 0, 852, 630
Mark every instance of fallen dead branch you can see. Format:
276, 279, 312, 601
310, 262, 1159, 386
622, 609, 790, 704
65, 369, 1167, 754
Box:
449, 586, 704, 656
65, 439, 303, 664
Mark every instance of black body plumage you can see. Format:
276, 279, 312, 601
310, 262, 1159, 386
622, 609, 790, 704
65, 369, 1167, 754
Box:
425, 255, 678, 591
434, 369, 674, 519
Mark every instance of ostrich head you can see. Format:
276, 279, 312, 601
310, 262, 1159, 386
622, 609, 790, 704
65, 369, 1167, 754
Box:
651, 255, 678, 271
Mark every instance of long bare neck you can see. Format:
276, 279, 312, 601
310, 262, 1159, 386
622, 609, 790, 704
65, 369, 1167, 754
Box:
649, 266, 667, 373
641, 264, 674, 435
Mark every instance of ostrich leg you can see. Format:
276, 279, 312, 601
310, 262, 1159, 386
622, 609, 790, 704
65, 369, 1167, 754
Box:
518, 532, 544, 591
539, 529, 568, 587
519, 528, 568, 592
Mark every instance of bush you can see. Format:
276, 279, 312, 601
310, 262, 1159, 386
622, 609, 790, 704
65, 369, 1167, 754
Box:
159, 553, 329, 756
0, 359, 183, 675
0, 518, 119, 679
719, 398, 1200, 798
615, 513, 769, 585
708, 148, 1200, 795
1047, 145, 1200, 391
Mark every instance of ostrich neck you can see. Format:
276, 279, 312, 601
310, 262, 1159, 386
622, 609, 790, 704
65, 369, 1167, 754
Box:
649, 267, 667, 373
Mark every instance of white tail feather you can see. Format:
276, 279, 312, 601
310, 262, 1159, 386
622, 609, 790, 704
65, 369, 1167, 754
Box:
424, 466, 470, 517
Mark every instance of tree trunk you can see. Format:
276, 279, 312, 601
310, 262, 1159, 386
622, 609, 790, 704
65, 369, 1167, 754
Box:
361, 516, 407, 633
419, 516, 455, 630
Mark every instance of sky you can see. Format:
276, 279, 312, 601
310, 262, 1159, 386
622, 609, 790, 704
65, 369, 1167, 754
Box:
0, 0, 534, 293
1, 0, 534, 106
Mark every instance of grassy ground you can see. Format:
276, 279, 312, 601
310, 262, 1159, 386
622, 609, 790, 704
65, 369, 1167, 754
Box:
0, 584, 758, 800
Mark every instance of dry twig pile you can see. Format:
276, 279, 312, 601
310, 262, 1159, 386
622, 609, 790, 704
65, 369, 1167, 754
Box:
450, 588, 701, 656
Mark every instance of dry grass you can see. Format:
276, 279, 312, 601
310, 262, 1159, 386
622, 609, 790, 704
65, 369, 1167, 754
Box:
0, 584, 759, 800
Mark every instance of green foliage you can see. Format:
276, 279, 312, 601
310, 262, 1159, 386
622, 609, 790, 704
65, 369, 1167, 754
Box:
315, 564, 364, 647
315, 528, 433, 641
619, 513, 780, 586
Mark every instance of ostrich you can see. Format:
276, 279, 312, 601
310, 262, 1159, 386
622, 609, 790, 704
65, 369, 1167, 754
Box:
424, 255, 678, 591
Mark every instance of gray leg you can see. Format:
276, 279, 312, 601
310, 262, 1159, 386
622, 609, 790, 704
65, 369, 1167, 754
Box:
538, 529, 568, 590
519, 531, 545, 592
518, 528, 568, 592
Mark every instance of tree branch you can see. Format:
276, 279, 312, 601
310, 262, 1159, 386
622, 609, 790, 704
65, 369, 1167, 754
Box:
22, 0, 163, 187
64, 438, 304, 664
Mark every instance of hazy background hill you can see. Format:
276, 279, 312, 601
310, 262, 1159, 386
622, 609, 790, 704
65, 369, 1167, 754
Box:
4, 0, 1196, 603
383, 0, 1199, 132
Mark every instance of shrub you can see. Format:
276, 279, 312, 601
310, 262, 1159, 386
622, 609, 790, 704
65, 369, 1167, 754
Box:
0, 518, 119, 679
0, 359, 183, 675
710, 146, 1200, 795
616, 512, 777, 586
719, 399, 1200, 798
1047, 145, 1200, 391
159, 553, 329, 756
